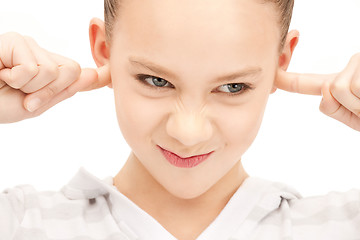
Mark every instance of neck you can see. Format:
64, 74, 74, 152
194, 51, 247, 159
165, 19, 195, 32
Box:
113, 152, 249, 215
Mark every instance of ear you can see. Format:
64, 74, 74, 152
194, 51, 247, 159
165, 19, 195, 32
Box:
89, 18, 110, 67
271, 29, 300, 94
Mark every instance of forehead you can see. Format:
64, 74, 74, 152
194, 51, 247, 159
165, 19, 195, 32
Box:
114, 0, 279, 68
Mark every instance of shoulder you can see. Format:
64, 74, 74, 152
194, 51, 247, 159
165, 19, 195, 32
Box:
0, 184, 58, 239
0, 184, 42, 225
1, 183, 98, 215
1, 184, 96, 224
0, 169, 128, 239
254, 180, 360, 239
244, 177, 360, 216
288, 188, 360, 222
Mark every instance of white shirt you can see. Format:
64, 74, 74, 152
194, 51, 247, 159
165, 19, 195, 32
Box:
1, 167, 359, 239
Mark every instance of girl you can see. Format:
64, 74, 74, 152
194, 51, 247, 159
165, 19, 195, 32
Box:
0, 0, 359, 239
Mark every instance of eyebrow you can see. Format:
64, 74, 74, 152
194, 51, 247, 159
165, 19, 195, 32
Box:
129, 56, 262, 83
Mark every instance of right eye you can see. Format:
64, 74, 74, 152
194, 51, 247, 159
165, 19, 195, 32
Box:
135, 74, 174, 89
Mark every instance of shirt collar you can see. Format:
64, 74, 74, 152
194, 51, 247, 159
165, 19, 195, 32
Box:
61, 167, 113, 200
61, 167, 302, 240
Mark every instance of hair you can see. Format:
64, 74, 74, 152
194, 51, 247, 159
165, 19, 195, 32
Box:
104, 0, 294, 52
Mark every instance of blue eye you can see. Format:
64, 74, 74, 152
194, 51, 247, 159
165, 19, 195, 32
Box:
136, 74, 173, 88
217, 83, 252, 96
135, 74, 253, 96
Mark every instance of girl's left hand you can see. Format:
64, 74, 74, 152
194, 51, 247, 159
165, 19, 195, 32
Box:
275, 53, 360, 132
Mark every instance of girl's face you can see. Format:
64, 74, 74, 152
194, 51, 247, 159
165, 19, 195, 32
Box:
110, 0, 280, 199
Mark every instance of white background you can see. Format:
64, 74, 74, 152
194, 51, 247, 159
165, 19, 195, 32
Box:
0, 0, 359, 197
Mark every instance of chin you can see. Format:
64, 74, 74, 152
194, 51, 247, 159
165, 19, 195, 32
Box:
171, 190, 206, 200
163, 181, 212, 200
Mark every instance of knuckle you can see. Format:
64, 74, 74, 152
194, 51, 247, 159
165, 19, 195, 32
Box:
11, 33, 28, 47
3, 32, 23, 39
41, 63, 59, 79
330, 81, 347, 93
22, 63, 39, 80
25, 63, 39, 77
23, 35, 36, 43
65, 61, 81, 79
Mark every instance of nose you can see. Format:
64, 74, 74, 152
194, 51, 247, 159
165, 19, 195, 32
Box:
166, 103, 213, 147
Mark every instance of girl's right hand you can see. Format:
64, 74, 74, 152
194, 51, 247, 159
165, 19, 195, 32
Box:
276, 53, 360, 132
0, 32, 110, 123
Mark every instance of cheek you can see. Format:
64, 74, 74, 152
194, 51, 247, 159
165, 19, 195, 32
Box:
113, 78, 168, 149
217, 89, 269, 156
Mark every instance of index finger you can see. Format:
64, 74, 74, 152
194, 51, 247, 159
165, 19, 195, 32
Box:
275, 69, 337, 96
80, 64, 111, 92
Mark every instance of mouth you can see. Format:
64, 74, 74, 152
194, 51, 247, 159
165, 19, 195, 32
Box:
157, 145, 214, 168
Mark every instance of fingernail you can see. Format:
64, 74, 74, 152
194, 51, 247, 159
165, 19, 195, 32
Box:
26, 98, 41, 112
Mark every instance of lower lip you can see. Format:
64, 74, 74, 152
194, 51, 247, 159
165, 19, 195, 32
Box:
158, 146, 213, 168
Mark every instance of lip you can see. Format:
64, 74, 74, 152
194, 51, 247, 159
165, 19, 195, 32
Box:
158, 145, 214, 168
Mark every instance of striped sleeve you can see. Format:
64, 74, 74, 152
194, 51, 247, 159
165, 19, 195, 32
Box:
0, 186, 26, 239
288, 188, 360, 239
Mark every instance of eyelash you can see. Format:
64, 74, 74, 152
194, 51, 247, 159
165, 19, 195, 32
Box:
135, 74, 254, 97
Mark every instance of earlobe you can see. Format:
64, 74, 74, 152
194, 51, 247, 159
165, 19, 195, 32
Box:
89, 18, 110, 67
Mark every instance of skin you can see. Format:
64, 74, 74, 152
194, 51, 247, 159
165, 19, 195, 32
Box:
90, 0, 297, 238
0, 0, 359, 239
88, 0, 360, 238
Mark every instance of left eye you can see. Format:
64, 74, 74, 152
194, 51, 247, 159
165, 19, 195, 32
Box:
217, 83, 246, 93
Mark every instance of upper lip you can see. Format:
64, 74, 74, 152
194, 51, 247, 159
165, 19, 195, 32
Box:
158, 145, 213, 159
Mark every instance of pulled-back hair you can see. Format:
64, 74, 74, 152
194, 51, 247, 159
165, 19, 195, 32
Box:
104, 0, 294, 52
